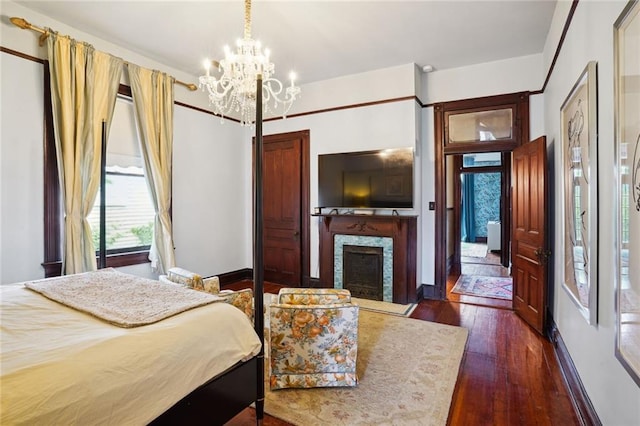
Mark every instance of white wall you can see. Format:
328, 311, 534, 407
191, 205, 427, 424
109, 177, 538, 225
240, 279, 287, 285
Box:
420, 106, 436, 285
0, 52, 45, 283
413, 98, 423, 287
285, 63, 417, 117
173, 105, 248, 277
530, 93, 546, 141
421, 54, 544, 104
543, 1, 640, 424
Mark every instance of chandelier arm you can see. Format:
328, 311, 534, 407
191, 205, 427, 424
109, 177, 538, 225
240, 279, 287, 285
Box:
202, 77, 234, 99
264, 79, 299, 104
264, 79, 283, 95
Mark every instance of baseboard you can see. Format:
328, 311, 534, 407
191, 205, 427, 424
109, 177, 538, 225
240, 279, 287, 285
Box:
218, 269, 318, 288
217, 268, 252, 286
548, 319, 602, 426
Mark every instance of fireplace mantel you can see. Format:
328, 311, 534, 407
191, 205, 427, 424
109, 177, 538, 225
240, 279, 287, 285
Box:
316, 214, 417, 304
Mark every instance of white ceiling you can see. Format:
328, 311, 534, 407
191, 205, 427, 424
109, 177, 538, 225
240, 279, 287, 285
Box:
14, 0, 557, 85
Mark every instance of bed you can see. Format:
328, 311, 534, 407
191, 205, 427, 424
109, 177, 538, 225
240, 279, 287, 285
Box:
0, 269, 264, 425
2, 62, 268, 426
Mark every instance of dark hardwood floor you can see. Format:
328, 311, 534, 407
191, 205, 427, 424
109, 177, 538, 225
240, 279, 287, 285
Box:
224, 280, 579, 426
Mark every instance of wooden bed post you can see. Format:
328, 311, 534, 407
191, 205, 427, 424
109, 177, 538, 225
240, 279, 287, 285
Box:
254, 74, 265, 425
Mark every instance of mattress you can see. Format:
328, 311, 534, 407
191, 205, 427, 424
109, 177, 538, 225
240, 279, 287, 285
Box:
0, 281, 262, 425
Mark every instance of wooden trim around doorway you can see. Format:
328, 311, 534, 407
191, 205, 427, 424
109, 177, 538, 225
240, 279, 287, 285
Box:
433, 92, 529, 300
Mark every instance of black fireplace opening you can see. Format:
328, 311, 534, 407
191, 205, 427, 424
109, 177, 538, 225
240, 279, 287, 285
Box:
343, 245, 384, 301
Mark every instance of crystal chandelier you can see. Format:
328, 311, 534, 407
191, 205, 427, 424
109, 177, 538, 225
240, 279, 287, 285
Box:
199, 0, 300, 126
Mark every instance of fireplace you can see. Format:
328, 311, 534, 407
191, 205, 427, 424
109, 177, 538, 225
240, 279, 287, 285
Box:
343, 245, 384, 301
334, 234, 393, 302
317, 214, 417, 304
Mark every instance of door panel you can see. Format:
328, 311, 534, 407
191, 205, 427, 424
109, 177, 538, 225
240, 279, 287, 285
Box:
512, 136, 548, 334
263, 136, 302, 285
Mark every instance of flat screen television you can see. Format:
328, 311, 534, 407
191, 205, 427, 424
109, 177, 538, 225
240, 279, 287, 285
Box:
318, 147, 414, 209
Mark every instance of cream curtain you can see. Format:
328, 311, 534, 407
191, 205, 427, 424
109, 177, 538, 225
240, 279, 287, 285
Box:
46, 32, 123, 275
127, 64, 176, 274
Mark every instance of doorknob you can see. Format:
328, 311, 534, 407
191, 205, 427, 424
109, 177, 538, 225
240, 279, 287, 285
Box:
293, 231, 300, 240
534, 247, 551, 265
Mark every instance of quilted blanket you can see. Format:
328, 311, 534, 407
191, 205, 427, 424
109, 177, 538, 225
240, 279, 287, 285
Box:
24, 268, 222, 328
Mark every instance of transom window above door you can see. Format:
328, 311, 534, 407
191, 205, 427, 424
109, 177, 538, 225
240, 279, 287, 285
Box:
439, 93, 527, 155
448, 108, 514, 144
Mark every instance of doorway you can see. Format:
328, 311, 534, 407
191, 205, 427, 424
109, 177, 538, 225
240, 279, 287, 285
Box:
432, 91, 529, 303
447, 152, 512, 308
260, 130, 311, 287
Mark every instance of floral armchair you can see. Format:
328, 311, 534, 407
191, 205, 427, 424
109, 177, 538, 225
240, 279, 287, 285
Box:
160, 267, 254, 320
269, 288, 359, 390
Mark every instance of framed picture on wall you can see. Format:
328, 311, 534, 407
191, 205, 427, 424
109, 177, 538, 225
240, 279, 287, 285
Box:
560, 60, 599, 326
614, 0, 640, 386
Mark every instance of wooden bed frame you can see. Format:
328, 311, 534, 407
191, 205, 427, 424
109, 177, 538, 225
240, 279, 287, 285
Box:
150, 357, 259, 425
152, 76, 267, 425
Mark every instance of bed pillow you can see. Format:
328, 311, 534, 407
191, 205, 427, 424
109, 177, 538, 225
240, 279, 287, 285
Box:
167, 267, 205, 291
203, 276, 220, 294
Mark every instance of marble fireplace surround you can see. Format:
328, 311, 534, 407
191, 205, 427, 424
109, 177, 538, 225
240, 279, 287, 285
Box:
316, 214, 417, 304
334, 234, 394, 302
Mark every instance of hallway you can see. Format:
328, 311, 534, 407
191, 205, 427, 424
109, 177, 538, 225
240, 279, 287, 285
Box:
448, 242, 512, 310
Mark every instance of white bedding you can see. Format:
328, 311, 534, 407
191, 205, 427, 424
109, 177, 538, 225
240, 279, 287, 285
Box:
0, 282, 262, 425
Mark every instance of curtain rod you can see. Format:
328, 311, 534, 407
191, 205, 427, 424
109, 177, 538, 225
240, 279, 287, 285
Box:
10, 17, 197, 91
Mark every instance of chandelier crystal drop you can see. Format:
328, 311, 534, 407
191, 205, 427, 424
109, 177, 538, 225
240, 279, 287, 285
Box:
199, 0, 300, 126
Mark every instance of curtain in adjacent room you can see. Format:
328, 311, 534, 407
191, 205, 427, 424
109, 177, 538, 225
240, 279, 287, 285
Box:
127, 64, 176, 274
46, 32, 123, 275
461, 173, 476, 243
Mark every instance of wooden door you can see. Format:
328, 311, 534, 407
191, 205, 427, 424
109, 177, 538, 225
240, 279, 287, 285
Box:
512, 136, 548, 334
262, 133, 304, 286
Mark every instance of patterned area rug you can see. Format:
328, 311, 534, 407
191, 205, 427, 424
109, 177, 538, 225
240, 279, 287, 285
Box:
461, 242, 487, 258
265, 310, 468, 425
352, 297, 417, 317
451, 275, 512, 300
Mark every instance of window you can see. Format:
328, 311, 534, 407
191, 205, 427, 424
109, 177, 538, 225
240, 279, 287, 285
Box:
448, 108, 513, 143
440, 93, 528, 155
462, 152, 502, 168
87, 95, 155, 254
43, 80, 156, 277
